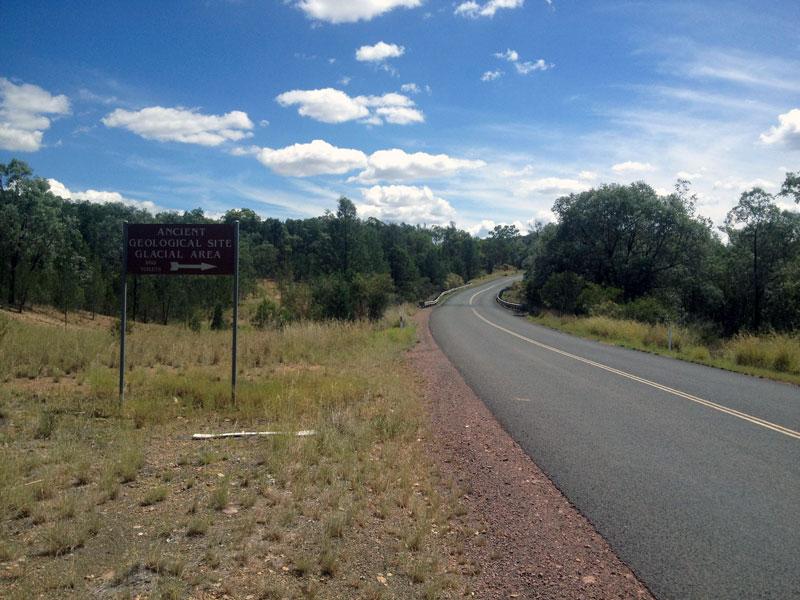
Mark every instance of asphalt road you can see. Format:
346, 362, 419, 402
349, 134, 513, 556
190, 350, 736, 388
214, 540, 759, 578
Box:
430, 277, 800, 600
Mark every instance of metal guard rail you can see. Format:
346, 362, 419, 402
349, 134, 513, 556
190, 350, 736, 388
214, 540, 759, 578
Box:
495, 286, 525, 311
419, 283, 472, 307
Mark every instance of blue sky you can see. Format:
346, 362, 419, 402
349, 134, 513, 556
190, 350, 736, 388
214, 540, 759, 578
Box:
1, 0, 798, 235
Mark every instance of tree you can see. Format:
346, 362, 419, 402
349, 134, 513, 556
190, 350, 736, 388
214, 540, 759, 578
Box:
723, 188, 791, 331
482, 224, 522, 273
531, 183, 715, 303
0, 161, 66, 310
540, 272, 586, 314
780, 171, 800, 204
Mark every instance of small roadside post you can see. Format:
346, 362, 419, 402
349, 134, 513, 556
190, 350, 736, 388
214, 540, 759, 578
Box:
118, 221, 239, 406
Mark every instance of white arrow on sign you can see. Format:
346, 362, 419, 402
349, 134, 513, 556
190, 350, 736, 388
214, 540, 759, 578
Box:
170, 262, 217, 272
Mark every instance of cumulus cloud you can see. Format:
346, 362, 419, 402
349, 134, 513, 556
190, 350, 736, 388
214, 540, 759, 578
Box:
676, 170, 703, 180
491, 48, 552, 75
517, 177, 588, 195
275, 88, 423, 125
400, 82, 420, 94
295, 0, 421, 23
102, 106, 254, 146
759, 108, 800, 148
47, 178, 158, 212
352, 149, 486, 183
578, 170, 597, 181
357, 185, 456, 225
256, 139, 367, 177
467, 219, 527, 238
455, 0, 524, 18
0, 78, 70, 152
611, 161, 656, 173
356, 41, 405, 62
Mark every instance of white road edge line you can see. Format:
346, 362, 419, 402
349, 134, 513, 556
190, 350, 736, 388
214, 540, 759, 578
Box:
468, 283, 800, 441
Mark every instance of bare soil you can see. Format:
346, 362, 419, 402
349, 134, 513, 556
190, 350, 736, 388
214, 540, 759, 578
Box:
409, 309, 656, 600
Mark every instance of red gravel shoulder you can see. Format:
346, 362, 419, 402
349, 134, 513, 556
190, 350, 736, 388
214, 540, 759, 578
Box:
409, 309, 656, 600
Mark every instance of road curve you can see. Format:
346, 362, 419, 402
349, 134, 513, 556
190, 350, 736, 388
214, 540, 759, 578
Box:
429, 276, 800, 600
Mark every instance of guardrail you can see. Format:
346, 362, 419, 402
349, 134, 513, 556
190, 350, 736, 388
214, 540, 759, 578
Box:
495, 287, 525, 312
419, 283, 471, 307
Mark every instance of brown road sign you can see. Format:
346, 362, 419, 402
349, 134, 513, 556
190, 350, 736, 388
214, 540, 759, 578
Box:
126, 223, 236, 275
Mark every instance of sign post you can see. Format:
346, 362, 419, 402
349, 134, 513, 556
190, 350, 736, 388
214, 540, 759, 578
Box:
119, 223, 128, 406
118, 222, 239, 406
231, 221, 239, 404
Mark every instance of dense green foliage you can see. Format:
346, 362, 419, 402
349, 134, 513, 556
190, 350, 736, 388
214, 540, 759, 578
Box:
5, 158, 796, 336
0, 160, 526, 324
525, 177, 800, 334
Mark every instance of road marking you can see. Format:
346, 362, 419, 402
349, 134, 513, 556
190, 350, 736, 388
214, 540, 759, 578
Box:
513, 397, 533, 402
467, 283, 800, 441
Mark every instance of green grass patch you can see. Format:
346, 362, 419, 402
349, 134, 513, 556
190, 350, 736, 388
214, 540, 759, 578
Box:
530, 312, 800, 385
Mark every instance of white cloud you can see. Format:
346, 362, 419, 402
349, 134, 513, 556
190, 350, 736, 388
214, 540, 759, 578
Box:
356, 41, 405, 62
481, 70, 504, 82
467, 219, 527, 237
374, 106, 424, 125
759, 108, 800, 148
295, 0, 421, 23
352, 149, 486, 183
517, 177, 588, 195
675, 170, 703, 180
276, 87, 423, 125
357, 185, 456, 225
276, 88, 368, 123
47, 178, 158, 212
494, 49, 519, 62
0, 78, 70, 152
500, 165, 536, 177
455, 0, 524, 18
515, 59, 552, 74
102, 106, 253, 146
491, 48, 552, 76
400, 82, 420, 94
228, 145, 261, 157
611, 161, 656, 173
256, 139, 367, 177
713, 177, 776, 192
578, 170, 598, 181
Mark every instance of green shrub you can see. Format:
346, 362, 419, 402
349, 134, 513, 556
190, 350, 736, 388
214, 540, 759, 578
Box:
354, 273, 394, 321
252, 296, 286, 329
540, 272, 586, 314
311, 274, 354, 321
210, 304, 226, 330
621, 296, 673, 325
444, 273, 465, 290
578, 283, 621, 313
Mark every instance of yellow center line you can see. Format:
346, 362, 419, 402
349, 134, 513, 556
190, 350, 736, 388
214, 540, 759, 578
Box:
467, 283, 800, 441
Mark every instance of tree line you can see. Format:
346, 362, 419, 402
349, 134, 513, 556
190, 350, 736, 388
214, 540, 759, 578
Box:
524, 175, 800, 335
0, 160, 527, 325
3, 159, 797, 335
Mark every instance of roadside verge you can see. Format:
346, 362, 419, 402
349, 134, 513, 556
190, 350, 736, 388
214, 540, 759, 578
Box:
409, 308, 655, 600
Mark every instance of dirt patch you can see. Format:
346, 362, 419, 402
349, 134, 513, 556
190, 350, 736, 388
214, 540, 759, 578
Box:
409, 309, 655, 600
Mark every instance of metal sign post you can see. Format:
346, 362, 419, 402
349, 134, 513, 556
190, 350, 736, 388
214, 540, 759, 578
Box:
231, 221, 239, 405
118, 222, 239, 407
119, 223, 128, 406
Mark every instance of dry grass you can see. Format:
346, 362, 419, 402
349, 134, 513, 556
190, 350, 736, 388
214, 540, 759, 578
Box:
0, 302, 470, 598
531, 312, 800, 384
